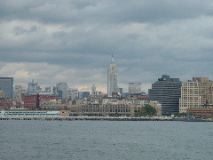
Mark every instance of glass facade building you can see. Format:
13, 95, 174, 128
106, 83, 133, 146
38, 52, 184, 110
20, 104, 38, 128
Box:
148, 75, 181, 115
0, 77, 13, 99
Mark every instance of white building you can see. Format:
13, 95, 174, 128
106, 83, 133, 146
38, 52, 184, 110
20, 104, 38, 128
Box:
68, 88, 79, 100
107, 55, 118, 97
91, 84, 96, 96
128, 82, 141, 94
15, 85, 26, 103
179, 80, 201, 113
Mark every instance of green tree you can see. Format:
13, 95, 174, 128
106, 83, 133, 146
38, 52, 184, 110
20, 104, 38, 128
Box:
134, 104, 157, 117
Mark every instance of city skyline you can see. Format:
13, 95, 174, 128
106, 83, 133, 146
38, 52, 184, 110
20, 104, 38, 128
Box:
1, 1, 213, 160
1, 1, 213, 93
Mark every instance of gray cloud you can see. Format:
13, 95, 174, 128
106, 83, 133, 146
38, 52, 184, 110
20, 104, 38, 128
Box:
1, 0, 213, 24
0, 0, 213, 92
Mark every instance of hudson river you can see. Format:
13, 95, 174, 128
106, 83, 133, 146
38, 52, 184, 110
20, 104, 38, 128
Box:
0, 121, 213, 160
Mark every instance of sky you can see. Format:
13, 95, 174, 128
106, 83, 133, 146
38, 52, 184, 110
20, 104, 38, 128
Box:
0, 0, 213, 93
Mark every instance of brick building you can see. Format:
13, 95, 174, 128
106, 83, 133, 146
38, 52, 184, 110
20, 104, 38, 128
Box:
24, 94, 58, 110
0, 98, 12, 110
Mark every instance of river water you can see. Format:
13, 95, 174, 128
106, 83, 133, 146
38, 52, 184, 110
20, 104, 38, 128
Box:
0, 120, 212, 160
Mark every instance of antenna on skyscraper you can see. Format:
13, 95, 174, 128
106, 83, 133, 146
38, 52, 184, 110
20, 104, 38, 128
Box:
111, 54, 114, 63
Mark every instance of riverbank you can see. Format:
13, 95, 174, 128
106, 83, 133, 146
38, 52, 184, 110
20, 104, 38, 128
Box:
1, 116, 213, 122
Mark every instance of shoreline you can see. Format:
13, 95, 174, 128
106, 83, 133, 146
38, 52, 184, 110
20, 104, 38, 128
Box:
0, 116, 212, 122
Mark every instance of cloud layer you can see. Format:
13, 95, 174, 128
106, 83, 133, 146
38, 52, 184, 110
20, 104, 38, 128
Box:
0, 0, 213, 92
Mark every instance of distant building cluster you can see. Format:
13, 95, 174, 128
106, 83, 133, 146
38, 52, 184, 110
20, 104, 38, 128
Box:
149, 75, 213, 118
0, 56, 213, 118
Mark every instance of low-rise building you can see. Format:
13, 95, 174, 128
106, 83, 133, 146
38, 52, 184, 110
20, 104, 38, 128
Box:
69, 97, 160, 117
24, 94, 58, 110
149, 101, 162, 116
0, 98, 12, 110
188, 108, 213, 118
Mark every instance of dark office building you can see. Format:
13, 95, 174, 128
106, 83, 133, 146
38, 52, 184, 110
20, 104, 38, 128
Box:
78, 91, 90, 99
0, 77, 13, 99
148, 75, 181, 115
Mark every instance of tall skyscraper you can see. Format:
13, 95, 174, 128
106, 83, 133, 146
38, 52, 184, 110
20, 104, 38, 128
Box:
149, 75, 181, 115
107, 55, 118, 97
0, 77, 13, 98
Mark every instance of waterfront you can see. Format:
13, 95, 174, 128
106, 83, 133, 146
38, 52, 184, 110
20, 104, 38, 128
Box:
0, 121, 213, 160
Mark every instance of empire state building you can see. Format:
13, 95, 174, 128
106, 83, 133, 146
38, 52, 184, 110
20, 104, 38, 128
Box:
107, 55, 118, 97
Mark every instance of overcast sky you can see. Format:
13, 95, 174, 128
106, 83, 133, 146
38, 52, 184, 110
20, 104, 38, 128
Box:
0, 0, 213, 92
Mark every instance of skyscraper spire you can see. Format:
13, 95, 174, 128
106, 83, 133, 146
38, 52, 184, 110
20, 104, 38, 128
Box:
111, 54, 114, 63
